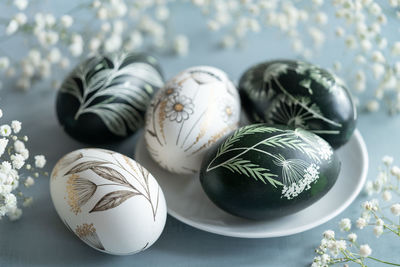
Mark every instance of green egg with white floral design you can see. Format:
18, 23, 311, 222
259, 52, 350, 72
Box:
200, 124, 340, 220
56, 52, 164, 144
239, 60, 357, 149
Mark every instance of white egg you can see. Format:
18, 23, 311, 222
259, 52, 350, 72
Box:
144, 66, 240, 174
50, 148, 167, 255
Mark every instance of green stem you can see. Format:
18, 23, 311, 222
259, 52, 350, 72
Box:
367, 256, 400, 266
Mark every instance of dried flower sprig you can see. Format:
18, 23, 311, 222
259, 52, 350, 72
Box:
311, 155, 400, 267
0, 108, 47, 221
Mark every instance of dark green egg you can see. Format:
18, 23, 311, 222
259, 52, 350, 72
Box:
239, 60, 356, 149
200, 124, 340, 220
56, 52, 164, 144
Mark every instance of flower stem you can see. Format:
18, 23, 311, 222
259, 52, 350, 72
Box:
367, 256, 400, 266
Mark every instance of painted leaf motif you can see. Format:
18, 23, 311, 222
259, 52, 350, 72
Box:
62, 53, 163, 137
59, 77, 83, 102
221, 158, 282, 187
65, 161, 108, 175
89, 190, 139, 213
263, 63, 289, 84
84, 103, 142, 136
86, 68, 113, 94
96, 85, 149, 110
217, 125, 284, 157
91, 166, 129, 184
261, 133, 320, 162
119, 62, 163, 88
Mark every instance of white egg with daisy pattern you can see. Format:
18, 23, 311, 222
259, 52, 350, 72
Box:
144, 66, 241, 175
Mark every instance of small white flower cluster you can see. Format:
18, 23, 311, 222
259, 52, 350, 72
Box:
0, 108, 47, 221
313, 229, 374, 266
0, 0, 189, 91
281, 163, 319, 199
329, 1, 400, 113
0, 0, 399, 112
313, 229, 372, 266
312, 155, 400, 266
316, 139, 333, 161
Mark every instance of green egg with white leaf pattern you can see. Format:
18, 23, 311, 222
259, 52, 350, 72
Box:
200, 124, 341, 220
239, 60, 356, 149
56, 52, 164, 144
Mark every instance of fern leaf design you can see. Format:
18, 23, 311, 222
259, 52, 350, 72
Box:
217, 125, 284, 157
222, 158, 282, 187
260, 133, 320, 162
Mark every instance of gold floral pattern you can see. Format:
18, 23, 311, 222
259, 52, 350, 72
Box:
64, 150, 160, 221
75, 223, 105, 251
67, 174, 97, 215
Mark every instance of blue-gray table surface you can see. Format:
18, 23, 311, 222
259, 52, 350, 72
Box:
1, 2, 400, 267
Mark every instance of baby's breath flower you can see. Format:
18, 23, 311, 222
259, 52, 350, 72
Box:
14, 0, 28, 10
13, 140, 25, 153
34, 155, 46, 168
382, 155, 394, 166
60, 15, 73, 28
0, 138, 8, 157
390, 166, 400, 178
14, 13, 27, 25
366, 100, 379, 112
7, 207, 22, 221
356, 217, 367, 229
11, 120, 21, 134
339, 218, 351, 232
347, 233, 357, 243
390, 203, 400, 216
382, 190, 392, 201
0, 109, 47, 221
22, 197, 33, 207
392, 42, 400, 56
323, 230, 335, 240
373, 225, 383, 237
359, 244, 372, 258
174, 35, 189, 56
0, 57, 8, 71
0, 125, 12, 137
24, 176, 34, 187
11, 153, 25, 169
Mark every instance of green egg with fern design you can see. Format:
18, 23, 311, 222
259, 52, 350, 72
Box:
56, 52, 164, 144
199, 124, 341, 220
239, 60, 356, 149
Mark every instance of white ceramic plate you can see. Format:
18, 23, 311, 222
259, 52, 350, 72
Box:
134, 130, 368, 238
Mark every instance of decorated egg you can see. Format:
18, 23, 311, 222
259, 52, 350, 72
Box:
56, 52, 164, 144
50, 148, 167, 255
239, 60, 356, 148
144, 66, 240, 174
200, 124, 340, 220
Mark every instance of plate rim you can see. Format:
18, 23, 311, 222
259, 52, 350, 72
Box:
135, 129, 369, 238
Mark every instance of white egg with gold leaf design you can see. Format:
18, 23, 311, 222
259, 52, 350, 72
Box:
50, 148, 167, 255
144, 66, 241, 175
